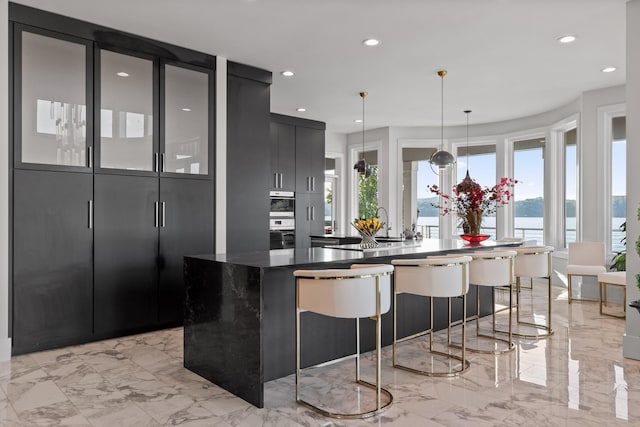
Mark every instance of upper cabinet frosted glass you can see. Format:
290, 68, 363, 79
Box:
21, 32, 87, 167
100, 50, 154, 171
164, 65, 209, 175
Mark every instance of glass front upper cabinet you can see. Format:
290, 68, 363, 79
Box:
163, 64, 209, 176
99, 50, 154, 171
19, 30, 89, 168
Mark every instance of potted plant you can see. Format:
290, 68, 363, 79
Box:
629, 205, 640, 313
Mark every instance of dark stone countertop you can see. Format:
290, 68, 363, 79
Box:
186, 238, 518, 269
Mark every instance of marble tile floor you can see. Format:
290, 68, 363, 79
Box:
0, 282, 637, 426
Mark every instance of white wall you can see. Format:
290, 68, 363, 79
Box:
0, 0, 10, 360
215, 57, 227, 254
623, 0, 640, 360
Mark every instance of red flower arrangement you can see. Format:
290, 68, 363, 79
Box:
429, 171, 517, 235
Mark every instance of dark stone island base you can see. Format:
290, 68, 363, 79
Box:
184, 239, 520, 407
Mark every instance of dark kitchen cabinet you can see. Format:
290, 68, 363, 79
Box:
269, 122, 296, 191
94, 174, 159, 336
10, 4, 222, 354
159, 177, 214, 325
227, 63, 271, 254
295, 193, 325, 249
295, 126, 325, 194
12, 170, 94, 354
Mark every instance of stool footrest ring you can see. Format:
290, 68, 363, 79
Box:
297, 379, 393, 419
393, 349, 470, 377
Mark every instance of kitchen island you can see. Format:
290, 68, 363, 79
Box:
184, 238, 520, 407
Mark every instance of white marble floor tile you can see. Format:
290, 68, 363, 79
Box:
0, 283, 638, 426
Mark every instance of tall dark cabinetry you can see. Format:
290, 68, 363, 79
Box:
12, 170, 94, 354
270, 122, 295, 191
227, 62, 272, 254
93, 175, 159, 336
10, 4, 215, 354
270, 115, 326, 249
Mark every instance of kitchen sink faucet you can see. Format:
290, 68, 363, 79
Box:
376, 207, 391, 238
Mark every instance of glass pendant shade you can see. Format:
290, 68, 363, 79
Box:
429, 149, 455, 167
354, 158, 372, 179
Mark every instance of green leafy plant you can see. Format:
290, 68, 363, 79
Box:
610, 221, 626, 271
358, 165, 379, 218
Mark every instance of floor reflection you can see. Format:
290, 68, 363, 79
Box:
0, 280, 637, 426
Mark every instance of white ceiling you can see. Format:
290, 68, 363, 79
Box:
14, 0, 627, 133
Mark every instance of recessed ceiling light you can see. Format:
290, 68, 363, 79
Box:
354, 119, 363, 123
558, 35, 576, 44
363, 38, 380, 47
296, 108, 306, 112
281, 70, 294, 77
116, 72, 129, 77
181, 108, 191, 112
601, 67, 617, 73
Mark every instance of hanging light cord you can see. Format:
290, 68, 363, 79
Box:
465, 110, 471, 173
362, 92, 365, 162
440, 74, 444, 150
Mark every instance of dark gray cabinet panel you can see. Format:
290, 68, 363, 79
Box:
13, 170, 93, 354
269, 122, 295, 191
226, 72, 270, 253
295, 126, 324, 194
94, 174, 159, 336
159, 178, 214, 325
295, 193, 324, 249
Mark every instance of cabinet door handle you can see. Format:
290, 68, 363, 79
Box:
311, 176, 315, 192
307, 176, 310, 192
306, 206, 310, 221
161, 202, 166, 227
311, 206, 315, 221
161, 153, 166, 172
279, 173, 283, 189
154, 202, 159, 227
154, 153, 159, 173
88, 200, 93, 229
274, 173, 278, 188
87, 146, 93, 169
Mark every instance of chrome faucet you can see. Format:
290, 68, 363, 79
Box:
376, 207, 391, 237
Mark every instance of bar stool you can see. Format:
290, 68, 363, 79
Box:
567, 242, 606, 304
391, 255, 472, 377
498, 246, 554, 339
293, 264, 394, 419
597, 271, 627, 318
451, 250, 516, 354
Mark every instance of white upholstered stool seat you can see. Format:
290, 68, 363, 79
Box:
294, 264, 394, 419
597, 271, 627, 318
391, 255, 472, 377
567, 242, 606, 304
451, 250, 516, 354
503, 245, 555, 339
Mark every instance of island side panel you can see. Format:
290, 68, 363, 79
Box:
184, 257, 264, 407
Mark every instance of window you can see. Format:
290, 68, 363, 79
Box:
358, 150, 378, 218
324, 157, 338, 234
565, 128, 577, 246
611, 116, 626, 254
513, 138, 545, 243
456, 144, 496, 237
402, 148, 439, 238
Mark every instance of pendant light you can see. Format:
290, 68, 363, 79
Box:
354, 91, 372, 180
429, 70, 455, 174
